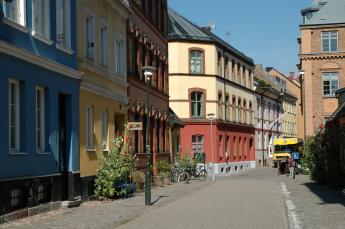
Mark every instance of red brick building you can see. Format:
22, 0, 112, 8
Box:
126, 0, 170, 169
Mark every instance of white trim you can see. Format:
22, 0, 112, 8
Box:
56, 44, 74, 55
31, 31, 54, 45
80, 80, 129, 105
35, 86, 45, 153
84, 7, 96, 61
31, 0, 51, 40
8, 79, 20, 153
86, 105, 94, 149
86, 148, 96, 152
2, 17, 28, 33
8, 151, 27, 155
99, 18, 109, 67
0, 39, 83, 79
56, 0, 71, 49
100, 109, 108, 150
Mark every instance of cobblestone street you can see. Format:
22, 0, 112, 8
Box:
2, 168, 345, 229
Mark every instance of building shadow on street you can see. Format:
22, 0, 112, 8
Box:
303, 182, 345, 207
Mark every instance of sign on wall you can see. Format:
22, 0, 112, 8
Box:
127, 122, 143, 130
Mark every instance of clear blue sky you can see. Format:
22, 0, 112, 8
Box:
168, 0, 312, 75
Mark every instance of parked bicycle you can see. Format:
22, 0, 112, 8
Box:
177, 163, 207, 184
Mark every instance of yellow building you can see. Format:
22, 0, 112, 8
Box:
77, 0, 130, 200
267, 68, 303, 139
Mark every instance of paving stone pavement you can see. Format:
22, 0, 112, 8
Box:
115, 168, 289, 229
282, 174, 345, 229
0, 179, 212, 229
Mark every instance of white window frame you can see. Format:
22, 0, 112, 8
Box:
2, 0, 26, 26
32, 0, 50, 38
8, 79, 20, 153
322, 72, 339, 96
84, 8, 95, 60
100, 109, 108, 150
36, 86, 45, 153
100, 19, 108, 67
56, 0, 71, 50
86, 105, 94, 150
114, 31, 125, 78
321, 31, 338, 53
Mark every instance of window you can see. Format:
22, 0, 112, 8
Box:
32, 0, 50, 37
10, 188, 24, 208
191, 91, 204, 118
225, 95, 229, 120
217, 52, 222, 76
115, 37, 125, 77
192, 135, 204, 154
224, 57, 229, 79
232, 97, 236, 122
2, 0, 25, 25
101, 109, 108, 150
100, 23, 108, 66
249, 102, 253, 125
218, 93, 222, 119
243, 100, 247, 124
9, 80, 20, 152
322, 31, 338, 52
36, 87, 45, 152
190, 50, 203, 74
237, 64, 241, 84
237, 99, 241, 123
218, 135, 223, 158
85, 11, 95, 60
322, 72, 339, 96
86, 105, 94, 149
56, 0, 71, 48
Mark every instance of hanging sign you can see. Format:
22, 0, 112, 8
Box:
127, 122, 143, 130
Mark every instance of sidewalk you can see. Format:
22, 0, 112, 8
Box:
0, 180, 211, 229
281, 174, 345, 229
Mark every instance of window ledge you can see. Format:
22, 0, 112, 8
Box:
9, 151, 27, 155
32, 32, 54, 45
2, 18, 28, 33
56, 44, 74, 55
110, 75, 128, 87
86, 148, 96, 152
36, 151, 51, 155
323, 95, 336, 98
102, 149, 110, 152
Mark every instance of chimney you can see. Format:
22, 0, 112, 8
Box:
288, 72, 295, 80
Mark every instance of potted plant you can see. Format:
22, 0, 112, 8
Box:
157, 160, 172, 185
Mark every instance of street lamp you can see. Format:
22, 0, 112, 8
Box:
142, 65, 156, 206
207, 113, 215, 181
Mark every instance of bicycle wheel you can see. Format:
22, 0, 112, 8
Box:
198, 170, 207, 181
178, 172, 189, 184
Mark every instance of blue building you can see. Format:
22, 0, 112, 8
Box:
0, 0, 81, 218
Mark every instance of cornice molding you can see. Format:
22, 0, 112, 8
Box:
81, 80, 129, 105
300, 53, 345, 61
0, 39, 82, 79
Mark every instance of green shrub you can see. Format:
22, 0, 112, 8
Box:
94, 127, 137, 200
156, 160, 171, 176
130, 170, 145, 192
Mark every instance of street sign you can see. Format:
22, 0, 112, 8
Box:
292, 152, 300, 160
127, 122, 143, 130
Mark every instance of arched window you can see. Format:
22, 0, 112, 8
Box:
243, 100, 247, 124
190, 50, 203, 74
191, 91, 204, 118
192, 135, 204, 155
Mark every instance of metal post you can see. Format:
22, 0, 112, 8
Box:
145, 77, 151, 206
261, 93, 265, 166
210, 119, 215, 181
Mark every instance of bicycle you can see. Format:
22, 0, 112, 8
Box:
177, 163, 207, 184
